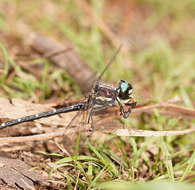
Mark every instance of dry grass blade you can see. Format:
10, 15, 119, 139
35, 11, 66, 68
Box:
0, 125, 90, 143
95, 117, 195, 137
132, 103, 195, 118
113, 127, 195, 137
0, 123, 194, 144
162, 104, 195, 118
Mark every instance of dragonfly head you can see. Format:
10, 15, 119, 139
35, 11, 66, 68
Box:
117, 80, 136, 118
117, 80, 133, 100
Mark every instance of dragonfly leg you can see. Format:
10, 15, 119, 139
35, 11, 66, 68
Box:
89, 116, 94, 132
120, 106, 131, 118
116, 98, 131, 118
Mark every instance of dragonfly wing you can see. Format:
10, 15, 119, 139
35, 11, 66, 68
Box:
93, 118, 122, 133
64, 109, 92, 132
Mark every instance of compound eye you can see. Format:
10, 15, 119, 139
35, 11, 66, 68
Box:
120, 81, 129, 92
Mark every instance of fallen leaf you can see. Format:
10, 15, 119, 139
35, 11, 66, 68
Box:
0, 155, 46, 190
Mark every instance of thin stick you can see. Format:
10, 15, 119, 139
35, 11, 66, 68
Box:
0, 127, 88, 144
114, 127, 195, 137
98, 97, 195, 118
0, 126, 194, 144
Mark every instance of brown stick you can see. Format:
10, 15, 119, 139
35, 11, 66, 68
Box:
99, 98, 195, 119
0, 125, 194, 144
30, 34, 95, 93
0, 127, 87, 143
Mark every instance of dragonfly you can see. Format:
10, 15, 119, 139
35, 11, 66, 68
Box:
0, 45, 136, 130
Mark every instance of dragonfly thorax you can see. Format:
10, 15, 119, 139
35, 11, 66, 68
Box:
92, 80, 134, 106
94, 82, 117, 99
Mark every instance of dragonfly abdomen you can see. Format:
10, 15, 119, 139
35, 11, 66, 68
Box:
0, 102, 86, 129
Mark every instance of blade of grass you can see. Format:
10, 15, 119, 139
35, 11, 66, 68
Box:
180, 151, 195, 181
160, 138, 175, 181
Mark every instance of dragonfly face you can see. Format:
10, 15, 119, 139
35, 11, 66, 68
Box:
117, 80, 133, 101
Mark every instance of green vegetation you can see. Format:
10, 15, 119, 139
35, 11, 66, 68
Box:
0, 0, 194, 189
